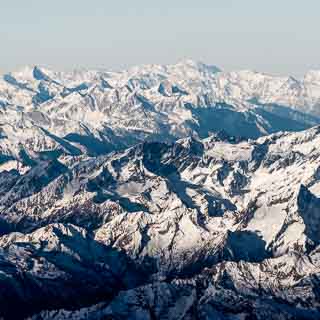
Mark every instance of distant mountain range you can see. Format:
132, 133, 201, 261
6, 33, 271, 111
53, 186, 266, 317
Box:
1, 60, 320, 172
0, 61, 320, 319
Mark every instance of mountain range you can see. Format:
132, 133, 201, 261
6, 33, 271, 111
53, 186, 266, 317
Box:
0, 61, 320, 319
1, 60, 320, 172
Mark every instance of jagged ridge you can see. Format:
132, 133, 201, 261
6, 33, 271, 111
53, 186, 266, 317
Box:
0, 126, 320, 318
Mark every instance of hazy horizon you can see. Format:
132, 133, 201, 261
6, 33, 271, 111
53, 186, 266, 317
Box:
2, 59, 320, 81
1, 0, 320, 77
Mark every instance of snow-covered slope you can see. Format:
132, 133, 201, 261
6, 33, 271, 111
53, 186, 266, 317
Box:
0, 126, 320, 318
1, 61, 320, 173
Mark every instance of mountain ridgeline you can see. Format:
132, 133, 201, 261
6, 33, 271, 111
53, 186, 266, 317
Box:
1, 60, 320, 171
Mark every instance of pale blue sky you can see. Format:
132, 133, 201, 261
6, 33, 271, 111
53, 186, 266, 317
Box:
1, 0, 319, 76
